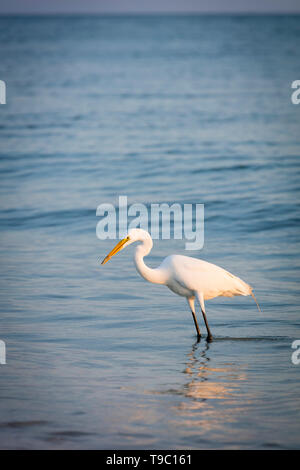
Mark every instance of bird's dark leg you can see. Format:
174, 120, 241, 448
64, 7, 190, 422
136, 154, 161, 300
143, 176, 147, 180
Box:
201, 309, 213, 342
191, 310, 201, 341
196, 292, 213, 342
187, 298, 201, 340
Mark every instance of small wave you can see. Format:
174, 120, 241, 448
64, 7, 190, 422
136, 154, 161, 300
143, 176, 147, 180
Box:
43, 430, 95, 443
0, 208, 94, 230
0, 420, 49, 429
194, 164, 252, 174
210, 335, 290, 342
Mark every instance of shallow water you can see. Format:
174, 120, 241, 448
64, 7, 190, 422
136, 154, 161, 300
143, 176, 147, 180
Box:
0, 15, 300, 449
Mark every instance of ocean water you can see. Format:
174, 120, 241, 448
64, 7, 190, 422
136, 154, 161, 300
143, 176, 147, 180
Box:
0, 15, 300, 450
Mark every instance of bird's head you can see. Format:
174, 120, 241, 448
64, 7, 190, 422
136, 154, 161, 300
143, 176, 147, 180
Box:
101, 228, 151, 265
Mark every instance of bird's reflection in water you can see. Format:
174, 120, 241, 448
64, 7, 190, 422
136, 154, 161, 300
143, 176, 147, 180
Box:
173, 340, 252, 435
183, 341, 244, 399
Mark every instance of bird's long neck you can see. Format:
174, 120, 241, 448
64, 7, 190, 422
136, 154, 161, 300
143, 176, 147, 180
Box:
134, 239, 167, 285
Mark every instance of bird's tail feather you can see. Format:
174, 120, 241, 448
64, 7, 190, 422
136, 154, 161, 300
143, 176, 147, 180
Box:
251, 291, 261, 313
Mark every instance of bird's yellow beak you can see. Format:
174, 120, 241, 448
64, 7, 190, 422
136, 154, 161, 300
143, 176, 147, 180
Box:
101, 237, 130, 265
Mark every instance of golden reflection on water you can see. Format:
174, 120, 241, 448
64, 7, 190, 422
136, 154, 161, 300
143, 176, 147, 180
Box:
183, 342, 247, 400
173, 341, 254, 436
119, 341, 256, 444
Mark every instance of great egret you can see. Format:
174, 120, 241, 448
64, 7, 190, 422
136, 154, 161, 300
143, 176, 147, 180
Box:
101, 228, 260, 341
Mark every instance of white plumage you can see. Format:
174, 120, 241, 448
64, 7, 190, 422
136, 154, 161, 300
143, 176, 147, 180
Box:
160, 254, 252, 300
101, 228, 260, 341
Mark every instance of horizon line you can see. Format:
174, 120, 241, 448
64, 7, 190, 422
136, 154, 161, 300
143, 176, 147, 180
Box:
0, 11, 300, 16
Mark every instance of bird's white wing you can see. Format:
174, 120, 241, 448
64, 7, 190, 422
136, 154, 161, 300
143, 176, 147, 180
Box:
165, 255, 252, 300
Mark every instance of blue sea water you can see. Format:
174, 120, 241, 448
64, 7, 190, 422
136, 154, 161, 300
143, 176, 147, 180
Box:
0, 14, 300, 449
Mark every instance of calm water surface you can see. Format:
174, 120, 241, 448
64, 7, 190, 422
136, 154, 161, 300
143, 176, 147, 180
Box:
0, 15, 300, 449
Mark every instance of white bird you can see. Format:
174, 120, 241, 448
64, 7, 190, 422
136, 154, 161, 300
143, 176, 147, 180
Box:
101, 228, 260, 341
